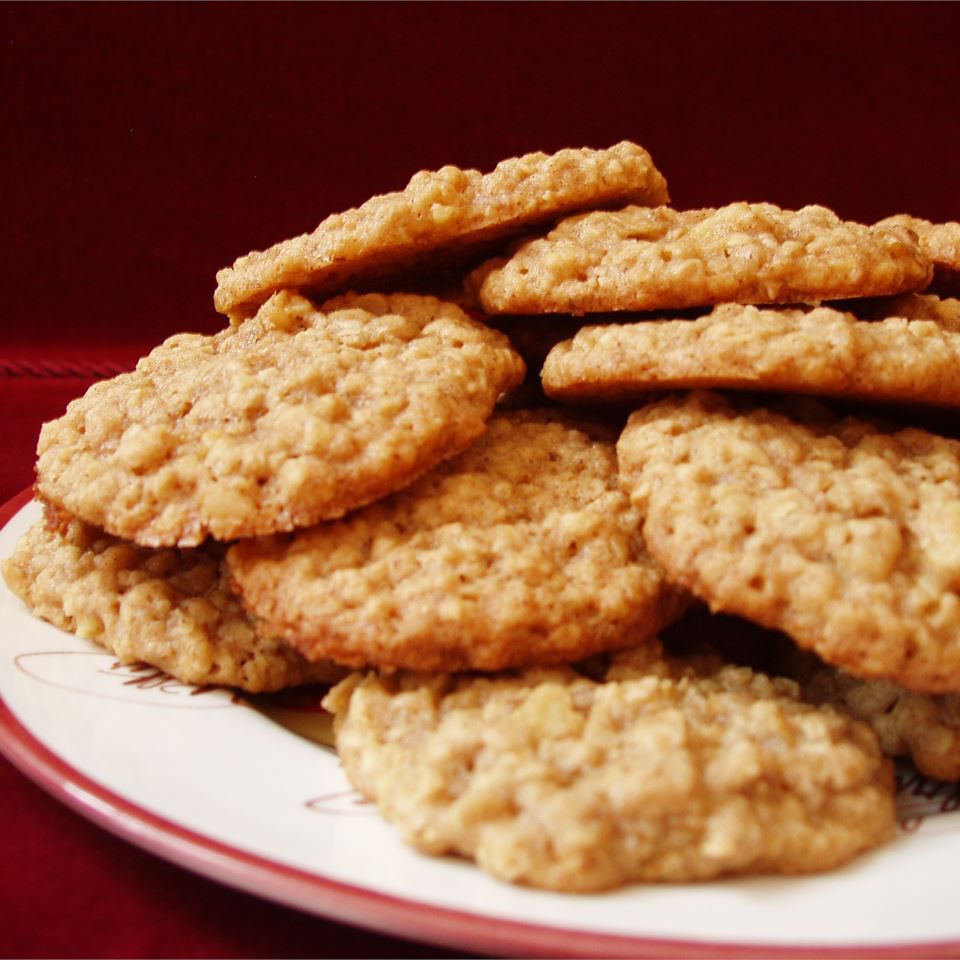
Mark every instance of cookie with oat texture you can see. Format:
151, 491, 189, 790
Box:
2, 513, 343, 693
228, 410, 686, 672
540, 302, 960, 406
36, 291, 524, 548
769, 643, 960, 783
876, 215, 960, 296
214, 142, 669, 320
617, 391, 960, 694
323, 639, 894, 891
469, 202, 932, 314
844, 291, 960, 331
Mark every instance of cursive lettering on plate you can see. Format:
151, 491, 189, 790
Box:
895, 765, 960, 835
14, 650, 240, 708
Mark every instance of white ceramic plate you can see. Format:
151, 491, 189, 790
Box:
2, 492, 960, 958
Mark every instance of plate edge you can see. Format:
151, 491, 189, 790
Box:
1, 488, 958, 960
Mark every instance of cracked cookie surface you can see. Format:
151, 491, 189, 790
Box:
323, 640, 894, 891
617, 391, 960, 693
36, 292, 524, 547
228, 410, 685, 672
469, 203, 931, 314
214, 142, 669, 320
541, 303, 960, 406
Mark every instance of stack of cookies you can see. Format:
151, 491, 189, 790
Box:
5, 141, 960, 892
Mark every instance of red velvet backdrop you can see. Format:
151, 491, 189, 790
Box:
2, 2, 959, 956
4, 2, 960, 472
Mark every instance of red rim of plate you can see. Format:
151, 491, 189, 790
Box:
1, 488, 957, 960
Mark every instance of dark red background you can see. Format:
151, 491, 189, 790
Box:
2, 3, 959, 957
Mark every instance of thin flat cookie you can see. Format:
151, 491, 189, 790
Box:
541, 303, 960, 406
36, 292, 524, 547
228, 410, 686, 672
617, 391, 960, 693
322, 640, 894, 891
214, 142, 669, 320
2, 514, 343, 693
468, 203, 932, 314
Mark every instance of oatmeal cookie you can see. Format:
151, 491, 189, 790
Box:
36, 292, 524, 547
214, 142, 669, 320
844, 292, 960, 331
228, 410, 685, 672
617, 391, 960, 693
323, 640, 894, 891
2, 514, 343, 692
540, 303, 960, 406
877, 215, 960, 296
468, 203, 932, 314
772, 646, 960, 783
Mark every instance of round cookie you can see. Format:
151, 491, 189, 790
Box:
876, 215, 960, 297
468, 202, 932, 314
2, 514, 343, 693
322, 640, 895, 891
540, 303, 960, 406
35, 291, 525, 548
214, 142, 670, 321
617, 391, 960, 693
227, 410, 686, 672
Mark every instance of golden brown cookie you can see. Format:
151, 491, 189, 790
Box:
877, 214, 960, 296
228, 410, 686, 672
214, 142, 669, 320
844, 292, 960, 331
2, 514, 343, 693
617, 391, 960, 694
772, 645, 960, 783
36, 292, 524, 548
323, 639, 894, 891
468, 203, 932, 314
540, 303, 960, 406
